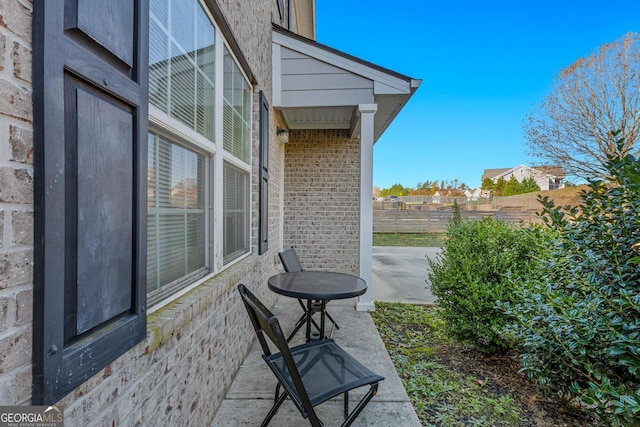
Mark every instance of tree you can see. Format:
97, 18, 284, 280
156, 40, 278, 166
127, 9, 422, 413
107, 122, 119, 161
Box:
502, 176, 520, 196
500, 176, 541, 196
481, 177, 495, 191
493, 177, 506, 196
379, 183, 409, 197
520, 177, 541, 194
524, 32, 640, 180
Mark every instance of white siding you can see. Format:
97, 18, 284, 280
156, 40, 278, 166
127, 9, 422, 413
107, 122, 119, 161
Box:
280, 47, 374, 107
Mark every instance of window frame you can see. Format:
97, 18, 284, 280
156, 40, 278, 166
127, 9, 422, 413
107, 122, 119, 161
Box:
147, 0, 254, 310
146, 126, 213, 306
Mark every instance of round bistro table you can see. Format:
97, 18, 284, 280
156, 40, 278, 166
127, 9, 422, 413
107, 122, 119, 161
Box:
268, 271, 367, 342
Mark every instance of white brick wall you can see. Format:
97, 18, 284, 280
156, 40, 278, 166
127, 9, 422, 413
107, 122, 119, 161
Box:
283, 130, 361, 274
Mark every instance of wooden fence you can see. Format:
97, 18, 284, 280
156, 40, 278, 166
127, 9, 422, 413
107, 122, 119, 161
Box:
373, 207, 542, 233
376, 195, 577, 212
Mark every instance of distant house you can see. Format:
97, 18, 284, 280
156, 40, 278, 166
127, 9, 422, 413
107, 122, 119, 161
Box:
464, 188, 481, 201
483, 165, 565, 191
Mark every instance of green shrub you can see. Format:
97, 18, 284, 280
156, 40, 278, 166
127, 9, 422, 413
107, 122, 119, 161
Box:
503, 136, 640, 425
428, 217, 552, 353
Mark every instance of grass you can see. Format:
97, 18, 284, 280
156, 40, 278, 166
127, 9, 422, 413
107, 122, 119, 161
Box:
370, 302, 523, 427
373, 232, 446, 247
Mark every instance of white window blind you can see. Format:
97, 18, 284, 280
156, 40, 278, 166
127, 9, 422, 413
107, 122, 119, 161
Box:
149, 0, 215, 140
148, 132, 207, 303
148, 0, 253, 298
223, 45, 251, 162
223, 163, 249, 263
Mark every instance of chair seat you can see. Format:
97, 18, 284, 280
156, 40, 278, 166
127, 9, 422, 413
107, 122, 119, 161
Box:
238, 283, 382, 426
265, 339, 384, 408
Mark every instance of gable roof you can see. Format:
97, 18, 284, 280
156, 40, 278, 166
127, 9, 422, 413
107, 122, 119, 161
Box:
483, 165, 566, 181
482, 168, 511, 180
272, 25, 421, 142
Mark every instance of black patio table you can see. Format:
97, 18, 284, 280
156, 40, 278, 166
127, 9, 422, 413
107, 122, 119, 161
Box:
268, 270, 367, 342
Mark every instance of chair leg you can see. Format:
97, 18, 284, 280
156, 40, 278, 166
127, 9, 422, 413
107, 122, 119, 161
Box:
261, 389, 288, 427
287, 303, 322, 342
274, 383, 281, 402
343, 390, 349, 418
340, 383, 379, 427
286, 311, 307, 342
325, 309, 340, 330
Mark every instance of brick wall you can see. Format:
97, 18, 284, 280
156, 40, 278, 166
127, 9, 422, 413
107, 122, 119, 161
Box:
57, 259, 279, 426
0, 0, 34, 407
0, 0, 286, 424
283, 129, 361, 274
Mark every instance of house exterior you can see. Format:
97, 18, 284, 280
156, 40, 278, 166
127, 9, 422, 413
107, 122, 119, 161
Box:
0, 0, 419, 424
464, 188, 481, 201
482, 164, 565, 191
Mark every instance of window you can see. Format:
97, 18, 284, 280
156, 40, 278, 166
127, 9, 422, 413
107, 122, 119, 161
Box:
223, 163, 249, 262
147, 132, 209, 305
34, 0, 257, 403
149, 0, 215, 140
148, 0, 253, 301
222, 44, 252, 262
223, 46, 251, 163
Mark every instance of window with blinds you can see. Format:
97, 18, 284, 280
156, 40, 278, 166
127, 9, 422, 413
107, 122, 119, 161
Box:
149, 0, 215, 140
223, 45, 251, 163
147, 132, 208, 304
147, 0, 253, 304
222, 43, 251, 263
223, 163, 249, 263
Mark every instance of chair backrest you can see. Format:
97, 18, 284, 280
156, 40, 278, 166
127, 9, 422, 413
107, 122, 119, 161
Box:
237, 284, 317, 418
237, 283, 285, 356
278, 247, 303, 272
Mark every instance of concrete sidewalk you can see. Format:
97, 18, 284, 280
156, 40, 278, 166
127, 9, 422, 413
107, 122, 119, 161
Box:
212, 247, 437, 425
211, 297, 421, 426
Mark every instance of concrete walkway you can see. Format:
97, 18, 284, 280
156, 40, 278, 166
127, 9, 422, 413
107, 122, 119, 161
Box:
372, 246, 440, 305
212, 247, 437, 426
212, 298, 421, 426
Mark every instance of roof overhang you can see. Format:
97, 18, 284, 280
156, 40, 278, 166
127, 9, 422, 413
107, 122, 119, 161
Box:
272, 25, 421, 143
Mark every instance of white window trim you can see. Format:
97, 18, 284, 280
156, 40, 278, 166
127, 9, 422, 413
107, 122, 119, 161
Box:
213, 39, 253, 271
149, 105, 217, 155
148, 2, 254, 311
146, 127, 213, 309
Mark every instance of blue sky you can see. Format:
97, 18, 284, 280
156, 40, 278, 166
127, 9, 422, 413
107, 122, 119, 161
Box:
315, 0, 640, 189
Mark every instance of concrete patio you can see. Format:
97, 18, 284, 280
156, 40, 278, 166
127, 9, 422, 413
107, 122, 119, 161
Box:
211, 296, 422, 426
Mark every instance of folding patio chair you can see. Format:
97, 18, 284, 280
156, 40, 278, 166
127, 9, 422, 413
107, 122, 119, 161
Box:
278, 247, 340, 341
237, 284, 383, 427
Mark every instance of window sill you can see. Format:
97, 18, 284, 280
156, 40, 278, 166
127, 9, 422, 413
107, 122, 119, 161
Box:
146, 254, 259, 352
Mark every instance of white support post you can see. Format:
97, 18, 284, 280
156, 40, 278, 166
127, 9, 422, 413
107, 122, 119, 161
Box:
356, 104, 377, 312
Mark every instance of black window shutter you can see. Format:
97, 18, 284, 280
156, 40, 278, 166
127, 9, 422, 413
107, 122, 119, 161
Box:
32, 0, 149, 404
258, 91, 269, 255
